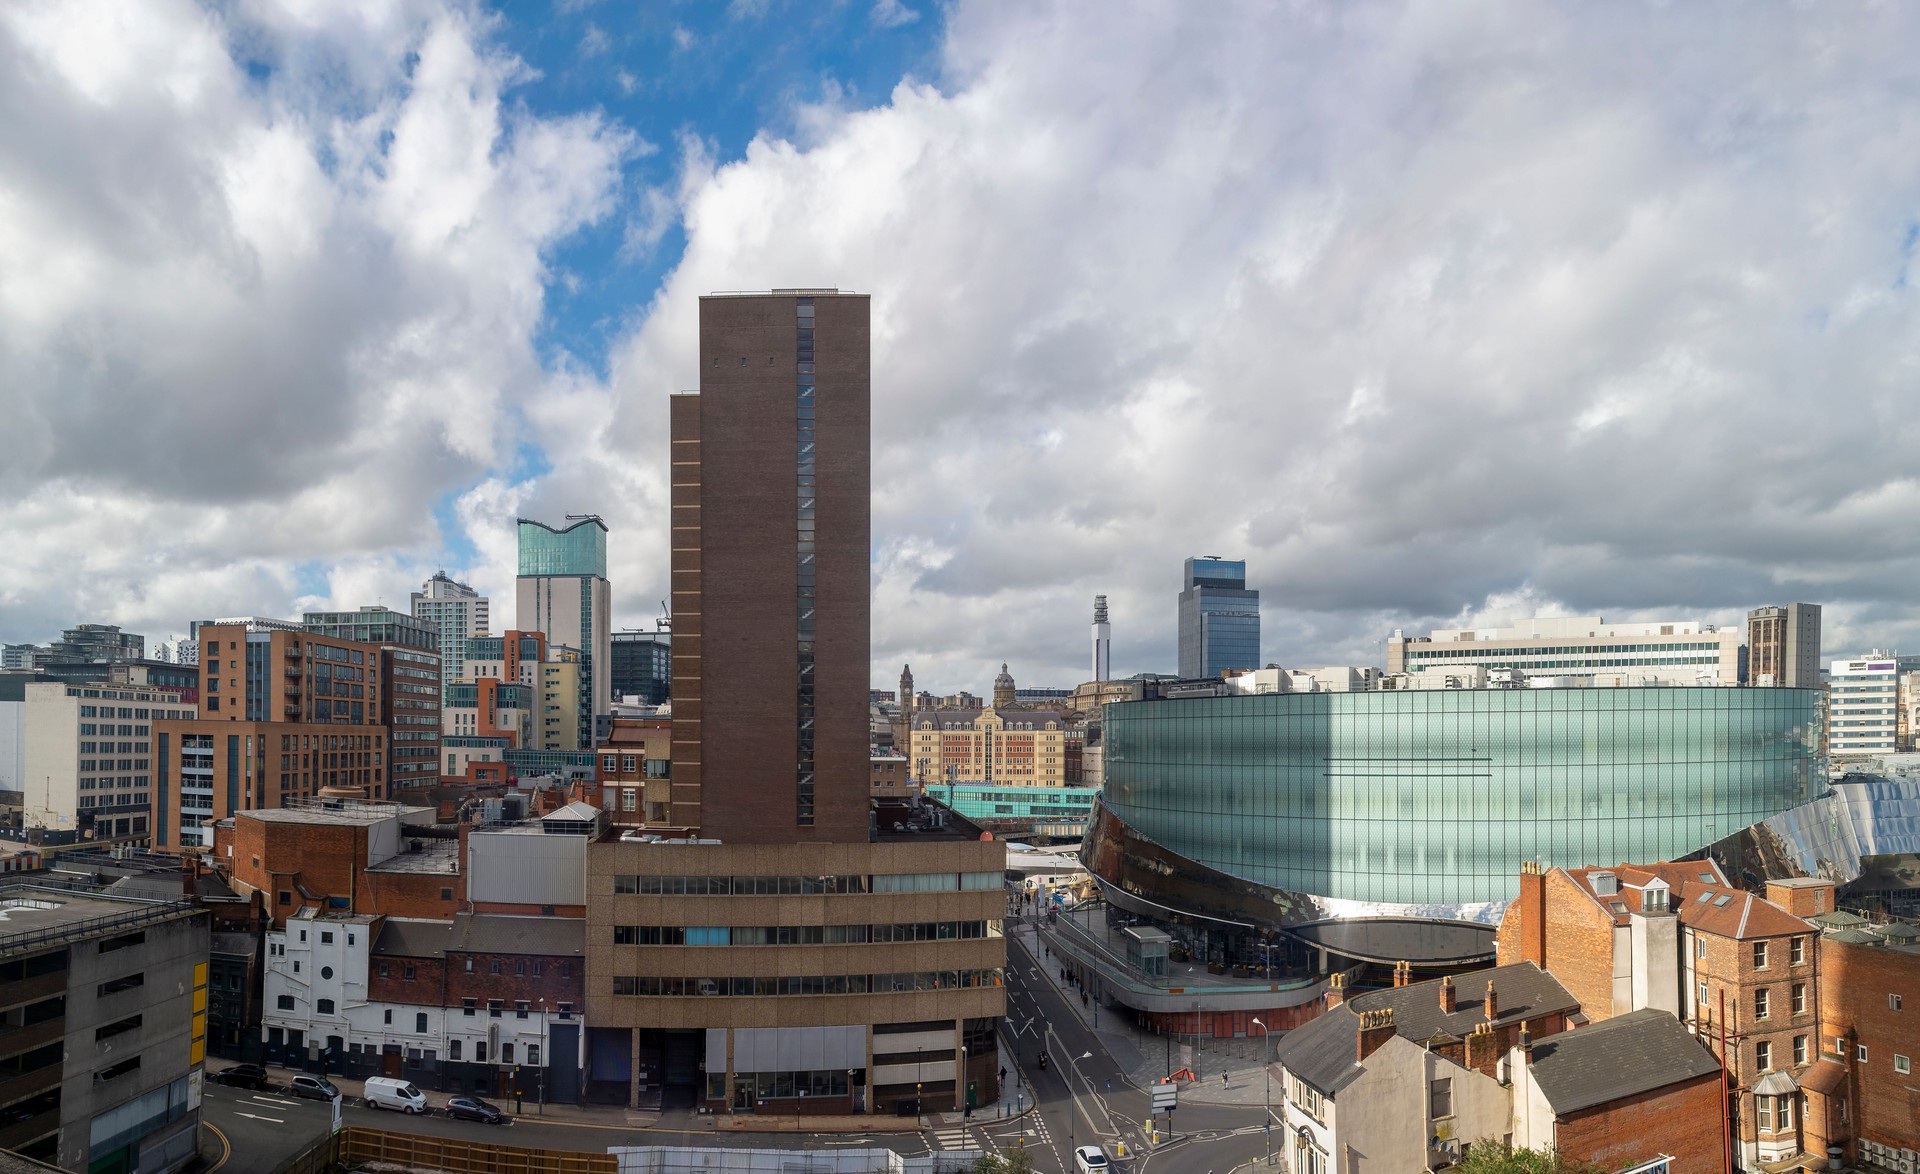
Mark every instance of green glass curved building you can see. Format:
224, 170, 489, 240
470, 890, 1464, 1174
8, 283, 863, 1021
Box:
1085, 686, 1821, 957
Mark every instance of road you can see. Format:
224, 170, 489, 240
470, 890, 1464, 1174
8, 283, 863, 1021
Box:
1001, 928, 1269, 1174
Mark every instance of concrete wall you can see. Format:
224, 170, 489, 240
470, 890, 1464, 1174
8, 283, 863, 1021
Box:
1336, 1036, 1508, 1174
57, 909, 208, 1174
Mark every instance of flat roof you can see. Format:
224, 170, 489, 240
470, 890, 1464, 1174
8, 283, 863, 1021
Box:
0, 886, 199, 956
243, 805, 431, 827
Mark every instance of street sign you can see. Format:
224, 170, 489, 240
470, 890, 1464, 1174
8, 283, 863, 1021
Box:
1151, 1082, 1178, 1112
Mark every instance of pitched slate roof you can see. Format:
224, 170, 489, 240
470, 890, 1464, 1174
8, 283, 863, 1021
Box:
448, 912, 584, 956
1562, 862, 1720, 925
1272, 1003, 1365, 1096
1525, 1008, 1721, 1114
373, 918, 456, 958
1347, 962, 1578, 1046
1276, 962, 1579, 1098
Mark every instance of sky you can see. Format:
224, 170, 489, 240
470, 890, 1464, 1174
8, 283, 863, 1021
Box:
6, 1, 1920, 696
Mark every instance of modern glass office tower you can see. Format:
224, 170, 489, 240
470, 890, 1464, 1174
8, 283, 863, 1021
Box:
1086, 686, 1821, 956
1177, 556, 1260, 678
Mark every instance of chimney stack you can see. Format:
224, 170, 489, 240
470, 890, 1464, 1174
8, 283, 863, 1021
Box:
1393, 960, 1411, 988
1518, 1026, 1534, 1065
1484, 980, 1499, 1021
1356, 1008, 1396, 1062
1325, 970, 1347, 1009
1518, 860, 1547, 968
1465, 1021, 1496, 1074
1439, 974, 1457, 1014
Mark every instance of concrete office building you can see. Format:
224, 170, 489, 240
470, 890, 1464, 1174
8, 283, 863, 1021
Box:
1826, 653, 1913, 758
1386, 615, 1742, 687
0, 679, 195, 843
0, 885, 209, 1173
2, 645, 43, 670
516, 517, 612, 731
303, 608, 443, 796
412, 572, 491, 687
587, 291, 1003, 1116
1747, 604, 1822, 689
1178, 557, 1260, 678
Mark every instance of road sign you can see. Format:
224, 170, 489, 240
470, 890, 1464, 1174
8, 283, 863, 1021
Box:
1151, 1082, 1178, 1112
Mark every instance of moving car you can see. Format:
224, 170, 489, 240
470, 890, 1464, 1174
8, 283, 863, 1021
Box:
286, 1075, 340, 1102
1074, 1146, 1110, 1174
208, 1064, 270, 1090
444, 1095, 506, 1124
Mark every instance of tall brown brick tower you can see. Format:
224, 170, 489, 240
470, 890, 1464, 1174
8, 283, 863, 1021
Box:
669, 290, 871, 843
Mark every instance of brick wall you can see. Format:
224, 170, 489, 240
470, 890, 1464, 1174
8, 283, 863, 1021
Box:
368, 955, 447, 1007
1554, 1073, 1723, 1174
444, 952, 584, 1011
361, 870, 465, 920
1695, 928, 1818, 1147
230, 817, 368, 926
1817, 936, 1920, 1155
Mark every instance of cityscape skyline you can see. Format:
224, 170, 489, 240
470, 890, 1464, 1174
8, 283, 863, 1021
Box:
13, 4, 1920, 692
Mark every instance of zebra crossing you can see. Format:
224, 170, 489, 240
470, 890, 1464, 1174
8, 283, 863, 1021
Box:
930, 1126, 979, 1151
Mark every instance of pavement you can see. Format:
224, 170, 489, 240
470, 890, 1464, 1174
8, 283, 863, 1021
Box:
1014, 916, 1284, 1109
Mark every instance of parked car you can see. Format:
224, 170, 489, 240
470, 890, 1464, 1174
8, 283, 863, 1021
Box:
286, 1075, 340, 1102
1074, 1147, 1110, 1174
444, 1095, 506, 1124
363, 1077, 428, 1114
208, 1064, 271, 1090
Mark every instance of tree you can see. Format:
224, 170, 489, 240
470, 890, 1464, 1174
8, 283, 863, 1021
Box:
1452, 1144, 1605, 1174
970, 1148, 1036, 1174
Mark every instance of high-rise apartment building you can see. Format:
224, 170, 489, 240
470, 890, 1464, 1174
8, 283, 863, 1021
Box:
152, 623, 389, 847
1747, 604, 1822, 688
1178, 556, 1261, 678
588, 291, 1004, 1117
516, 517, 611, 732
412, 571, 491, 687
302, 608, 443, 795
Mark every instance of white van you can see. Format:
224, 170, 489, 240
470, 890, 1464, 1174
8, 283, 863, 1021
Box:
363, 1076, 428, 1114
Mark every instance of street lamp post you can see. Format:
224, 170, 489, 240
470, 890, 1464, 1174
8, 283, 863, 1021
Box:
1252, 1017, 1274, 1166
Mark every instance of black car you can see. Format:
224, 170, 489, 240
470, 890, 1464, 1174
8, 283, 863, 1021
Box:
286, 1075, 340, 1101
209, 1065, 271, 1091
444, 1095, 506, 1124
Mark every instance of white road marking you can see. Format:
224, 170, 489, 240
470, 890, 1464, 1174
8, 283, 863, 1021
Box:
235, 1112, 285, 1123
249, 1095, 299, 1107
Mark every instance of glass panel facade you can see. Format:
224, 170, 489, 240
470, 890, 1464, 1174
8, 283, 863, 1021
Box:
1101, 688, 1819, 906
516, 518, 608, 577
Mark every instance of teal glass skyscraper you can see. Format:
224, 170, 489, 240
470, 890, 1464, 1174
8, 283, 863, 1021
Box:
515, 516, 611, 729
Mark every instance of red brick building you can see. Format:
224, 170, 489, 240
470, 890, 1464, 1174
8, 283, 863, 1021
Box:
1511, 1008, 1724, 1174
1815, 924, 1920, 1164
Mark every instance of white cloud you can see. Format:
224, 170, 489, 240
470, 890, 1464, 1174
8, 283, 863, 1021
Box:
606, 0, 1920, 693
578, 22, 609, 57
871, 0, 920, 30
14, 0, 1920, 703
0, 0, 631, 642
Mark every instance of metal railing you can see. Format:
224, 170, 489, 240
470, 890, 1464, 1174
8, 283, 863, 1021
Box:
0, 886, 198, 956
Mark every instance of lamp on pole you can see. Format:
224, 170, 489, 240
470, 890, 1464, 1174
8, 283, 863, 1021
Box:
1253, 1017, 1274, 1166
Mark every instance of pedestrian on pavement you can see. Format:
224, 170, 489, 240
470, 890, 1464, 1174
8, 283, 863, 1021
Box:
1222, 1072, 1229, 1088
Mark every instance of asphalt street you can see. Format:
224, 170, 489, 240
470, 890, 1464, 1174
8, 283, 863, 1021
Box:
1001, 930, 1270, 1174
